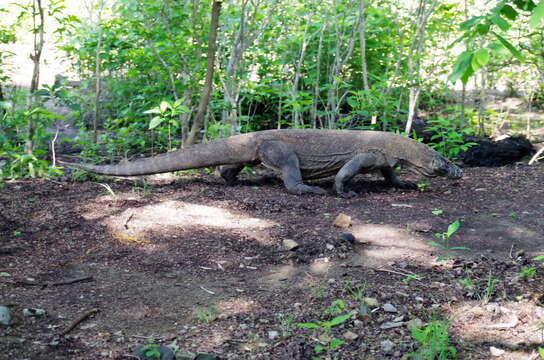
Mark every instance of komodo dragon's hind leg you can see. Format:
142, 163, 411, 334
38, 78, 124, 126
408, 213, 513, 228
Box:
218, 164, 245, 185
380, 167, 418, 190
257, 141, 327, 195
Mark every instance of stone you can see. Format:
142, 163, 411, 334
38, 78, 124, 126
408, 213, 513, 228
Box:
383, 303, 398, 313
22, 308, 46, 317
406, 318, 424, 330
268, 330, 279, 340
489, 346, 505, 357
363, 297, 379, 307
0, 306, 12, 326
333, 213, 352, 228
282, 239, 299, 251
338, 233, 356, 243
380, 339, 395, 352
380, 321, 404, 330
343, 331, 359, 340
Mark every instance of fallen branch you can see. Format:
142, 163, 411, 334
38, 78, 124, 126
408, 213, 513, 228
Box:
61, 308, 99, 336
528, 147, 544, 165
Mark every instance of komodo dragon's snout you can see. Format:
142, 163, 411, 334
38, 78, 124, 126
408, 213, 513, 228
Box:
421, 155, 463, 179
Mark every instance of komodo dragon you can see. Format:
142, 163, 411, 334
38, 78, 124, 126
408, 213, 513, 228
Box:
65, 129, 462, 198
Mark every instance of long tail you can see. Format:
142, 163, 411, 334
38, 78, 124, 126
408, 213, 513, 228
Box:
64, 134, 258, 176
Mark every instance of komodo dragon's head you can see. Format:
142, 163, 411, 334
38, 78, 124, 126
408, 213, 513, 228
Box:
398, 139, 463, 179
408, 151, 463, 179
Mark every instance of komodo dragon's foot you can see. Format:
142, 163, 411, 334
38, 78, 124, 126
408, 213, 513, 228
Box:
287, 184, 328, 195
338, 191, 358, 199
389, 181, 418, 190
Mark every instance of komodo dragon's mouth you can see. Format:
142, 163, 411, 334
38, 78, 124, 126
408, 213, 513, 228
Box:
407, 156, 463, 179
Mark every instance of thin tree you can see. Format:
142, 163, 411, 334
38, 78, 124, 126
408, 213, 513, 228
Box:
185, 0, 222, 146
26, 0, 45, 155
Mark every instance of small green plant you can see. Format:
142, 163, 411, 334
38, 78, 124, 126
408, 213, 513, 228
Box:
533, 255, 544, 266
457, 269, 476, 292
97, 183, 116, 197
425, 116, 477, 160
193, 307, 216, 323
406, 320, 457, 360
427, 219, 469, 261
519, 266, 537, 279
402, 274, 422, 284
12, 231, 22, 236
417, 179, 431, 192
323, 299, 345, 315
482, 274, 498, 303
145, 99, 189, 151
297, 313, 351, 359
276, 313, 294, 338
432, 209, 444, 216
538, 347, 544, 359
344, 280, 366, 302
133, 179, 150, 196
140, 344, 161, 359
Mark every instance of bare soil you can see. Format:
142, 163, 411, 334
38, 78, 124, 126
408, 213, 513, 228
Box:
1, 163, 543, 360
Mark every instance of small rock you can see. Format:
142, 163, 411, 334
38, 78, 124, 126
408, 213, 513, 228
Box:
380, 321, 404, 330
380, 339, 395, 352
409, 221, 433, 233
326, 243, 334, 250
383, 303, 398, 313
363, 297, 379, 307
489, 346, 505, 357
393, 315, 405, 322
333, 213, 352, 228
282, 239, 299, 251
415, 296, 425, 303
178, 352, 197, 360
0, 306, 12, 326
239, 323, 249, 329
22, 308, 46, 317
343, 331, 359, 340
268, 330, 279, 340
406, 318, 424, 330
338, 233, 356, 243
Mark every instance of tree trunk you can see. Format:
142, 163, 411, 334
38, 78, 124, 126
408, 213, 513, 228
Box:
185, 0, 222, 146
359, 0, 369, 93
26, 0, 45, 155
92, 0, 105, 144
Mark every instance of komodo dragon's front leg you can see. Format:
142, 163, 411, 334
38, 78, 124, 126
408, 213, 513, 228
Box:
334, 153, 383, 198
380, 167, 418, 190
257, 141, 327, 195
218, 164, 245, 185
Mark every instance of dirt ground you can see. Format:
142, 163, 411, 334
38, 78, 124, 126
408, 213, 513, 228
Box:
1, 163, 543, 360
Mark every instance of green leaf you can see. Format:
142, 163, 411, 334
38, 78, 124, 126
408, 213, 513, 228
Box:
459, 16, 483, 30
314, 345, 325, 354
33, 89, 50, 97
296, 322, 321, 329
329, 338, 345, 349
530, 0, 544, 28
326, 313, 351, 327
513, 0, 536, 11
491, 14, 510, 31
448, 51, 473, 83
476, 23, 490, 35
446, 219, 460, 237
492, 32, 524, 60
144, 107, 161, 114
149, 116, 164, 129
471, 48, 490, 71
500, 4, 518, 20
451, 246, 470, 251
159, 100, 170, 112
427, 241, 445, 248
538, 346, 544, 358
532, 255, 544, 261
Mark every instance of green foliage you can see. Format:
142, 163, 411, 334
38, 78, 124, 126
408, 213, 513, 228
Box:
140, 344, 161, 359
407, 320, 457, 360
427, 219, 470, 261
323, 300, 345, 316
425, 117, 477, 160
518, 266, 537, 279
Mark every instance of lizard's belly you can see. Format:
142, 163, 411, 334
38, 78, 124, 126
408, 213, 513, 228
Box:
298, 153, 353, 179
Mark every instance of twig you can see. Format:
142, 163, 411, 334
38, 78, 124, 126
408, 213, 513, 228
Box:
51, 127, 60, 167
529, 147, 544, 165
200, 286, 215, 295
50, 275, 93, 286
124, 213, 134, 229
376, 267, 417, 278
61, 308, 99, 336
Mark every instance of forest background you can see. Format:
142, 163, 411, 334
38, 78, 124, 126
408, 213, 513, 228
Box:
1, 0, 544, 179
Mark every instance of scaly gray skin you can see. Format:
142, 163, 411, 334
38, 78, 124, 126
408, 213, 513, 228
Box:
66, 129, 462, 197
